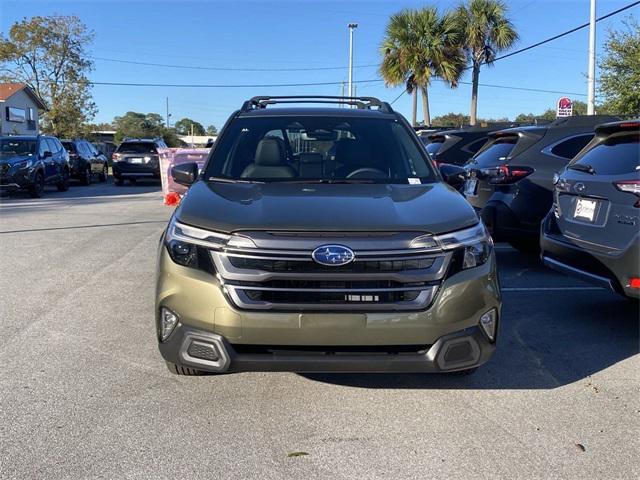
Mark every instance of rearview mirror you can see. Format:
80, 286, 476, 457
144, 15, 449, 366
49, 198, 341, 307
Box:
172, 162, 199, 186
439, 163, 466, 190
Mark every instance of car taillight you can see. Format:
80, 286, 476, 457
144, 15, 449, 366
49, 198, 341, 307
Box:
614, 180, 640, 207
488, 165, 533, 184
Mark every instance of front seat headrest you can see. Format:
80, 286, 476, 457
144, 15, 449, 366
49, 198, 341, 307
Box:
255, 137, 286, 166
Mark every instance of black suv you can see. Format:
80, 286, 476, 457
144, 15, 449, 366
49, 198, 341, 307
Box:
61, 139, 109, 185
541, 120, 640, 299
422, 124, 521, 167
0, 135, 70, 198
112, 137, 167, 185
463, 115, 620, 251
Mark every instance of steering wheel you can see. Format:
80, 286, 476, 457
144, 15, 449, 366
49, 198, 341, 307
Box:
346, 168, 387, 179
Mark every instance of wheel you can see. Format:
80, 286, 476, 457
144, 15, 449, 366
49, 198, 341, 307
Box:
56, 169, 70, 192
446, 367, 478, 376
29, 171, 45, 198
99, 164, 108, 182
165, 361, 208, 376
80, 165, 92, 185
114, 177, 124, 186
128, 177, 137, 185
508, 238, 540, 254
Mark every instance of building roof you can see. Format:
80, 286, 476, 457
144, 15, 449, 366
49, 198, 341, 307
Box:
0, 83, 47, 110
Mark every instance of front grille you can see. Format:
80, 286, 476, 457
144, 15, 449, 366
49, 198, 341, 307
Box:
228, 256, 435, 273
210, 232, 452, 311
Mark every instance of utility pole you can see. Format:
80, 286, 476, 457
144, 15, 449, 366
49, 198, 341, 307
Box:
166, 97, 171, 127
587, 0, 596, 115
348, 23, 358, 98
340, 81, 345, 107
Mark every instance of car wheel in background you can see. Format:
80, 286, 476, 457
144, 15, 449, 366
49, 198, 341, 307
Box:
508, 238, 540, 254
29, 171, 45, 198
56, 169, 70, 192
99, 164, 108, 182
80, 166, 92, 185
114, 177, 124, 186
129, 178, 137, 185
165, 361, 209, 376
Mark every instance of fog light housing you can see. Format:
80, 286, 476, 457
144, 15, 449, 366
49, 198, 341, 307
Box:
160, 307, 179, 341
479, 309, 497, 341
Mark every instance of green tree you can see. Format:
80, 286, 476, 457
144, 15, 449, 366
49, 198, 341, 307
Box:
598, 18, 640, 115
174, 117, 205, 136
431, 112, 470, 127
380, 7, 466, 126
0, 15, 96, 137
206, 124, 218, 136
113, 112, 164, 142
456, 0, 518, 125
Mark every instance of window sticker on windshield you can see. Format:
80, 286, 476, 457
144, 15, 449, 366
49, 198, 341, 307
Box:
408, 178, 421, 185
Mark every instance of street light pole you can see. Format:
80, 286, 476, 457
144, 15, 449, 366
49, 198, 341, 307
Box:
348, 23, 358, 98
587, 0, 596, 115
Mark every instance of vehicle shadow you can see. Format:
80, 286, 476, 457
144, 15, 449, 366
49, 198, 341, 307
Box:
300, 290, 639, 390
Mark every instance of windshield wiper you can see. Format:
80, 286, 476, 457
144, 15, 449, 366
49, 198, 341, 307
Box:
274, 178, 376, 184
207, 177, 264, 184
567, 163, 596, 175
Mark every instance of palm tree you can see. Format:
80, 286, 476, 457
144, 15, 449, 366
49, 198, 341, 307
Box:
456, 0, 518, 125
380, 7, 466, 126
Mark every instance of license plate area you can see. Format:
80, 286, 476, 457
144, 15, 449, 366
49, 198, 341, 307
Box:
129, 157, 144, 164
573, 197, 598, 222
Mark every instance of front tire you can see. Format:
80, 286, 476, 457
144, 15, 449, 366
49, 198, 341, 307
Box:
29, 171, 45, 198
56, 169, 70, 192
165, 361, 209, 376
114, 176, 124, 186
80, 165, 92, 185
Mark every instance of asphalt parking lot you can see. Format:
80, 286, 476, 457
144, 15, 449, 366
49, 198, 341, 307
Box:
0, 181, 638, 480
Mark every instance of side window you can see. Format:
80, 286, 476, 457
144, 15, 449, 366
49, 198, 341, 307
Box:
44, 138, 57, 154
38, 139, 48, 156
550, 134, 594, 159
464, 138, 489, 154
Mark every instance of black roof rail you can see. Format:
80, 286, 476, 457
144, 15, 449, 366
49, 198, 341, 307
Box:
240, 95, 394, 114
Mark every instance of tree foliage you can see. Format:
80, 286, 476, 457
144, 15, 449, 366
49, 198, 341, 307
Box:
174, 117, 205, 136
0, 15, 96, 138
598, 18, 640, 115
113, 111, 184, 147
456, 0, 518, 125
380, 7, 466, 125
206, 124, 218, 136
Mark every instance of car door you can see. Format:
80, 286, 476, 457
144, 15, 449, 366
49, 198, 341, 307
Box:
39, 138, 57, 182
47, 138, 65, 180
86, 142, 103, 173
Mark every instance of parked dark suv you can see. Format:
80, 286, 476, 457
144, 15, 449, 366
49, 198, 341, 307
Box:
541, 120, 640, 299
112, 137, 167, 185
155, 96, 501, 376
0, 135, 70, 197
422, 124, 520, 166
62, 139, 109, 185
463, 115, 620, 251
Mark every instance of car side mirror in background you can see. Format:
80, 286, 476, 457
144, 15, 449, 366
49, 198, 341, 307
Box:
439, 163, 466, 190
43, 151, 52, 159
172, 162, 199, 186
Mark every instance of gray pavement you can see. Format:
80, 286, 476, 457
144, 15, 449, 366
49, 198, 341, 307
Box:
0, 180, 638, 479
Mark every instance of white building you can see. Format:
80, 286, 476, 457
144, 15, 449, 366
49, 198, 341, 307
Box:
0, 83, 47, 135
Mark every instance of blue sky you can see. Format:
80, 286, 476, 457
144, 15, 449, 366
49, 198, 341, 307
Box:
2, 0, 638, 128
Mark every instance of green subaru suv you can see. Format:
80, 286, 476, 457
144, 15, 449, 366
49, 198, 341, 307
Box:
156, 96, 501, 375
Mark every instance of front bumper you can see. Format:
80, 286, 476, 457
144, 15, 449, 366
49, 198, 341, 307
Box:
159, 324, 496, 373
0, 169, 37, 191
155, 244, 501, 373
540, 213, 640, 299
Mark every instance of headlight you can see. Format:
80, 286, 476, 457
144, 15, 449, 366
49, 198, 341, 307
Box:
411, 223, 492, 271
164, 217, 255, 270
14, 159, 33, 170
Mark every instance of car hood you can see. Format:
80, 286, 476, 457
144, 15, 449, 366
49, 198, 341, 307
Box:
0, 153, 34, 164
175, 181, 478, 234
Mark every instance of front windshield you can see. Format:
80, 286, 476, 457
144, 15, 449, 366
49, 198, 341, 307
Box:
0, 138, 37, 157
206, 116, 436, 183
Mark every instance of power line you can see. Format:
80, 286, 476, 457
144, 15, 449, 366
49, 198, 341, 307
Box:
389, 1, 640, 104
92, 56, 380, 72
88, 79, 384, 88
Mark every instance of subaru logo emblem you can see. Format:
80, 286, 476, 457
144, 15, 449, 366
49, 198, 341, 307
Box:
311, 245, 355, 266
574, 182, 586, 193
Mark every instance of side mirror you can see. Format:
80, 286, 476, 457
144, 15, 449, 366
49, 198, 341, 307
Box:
439, 163, 466, 190
171, 162, 199, 186
43, 150, 52, 159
